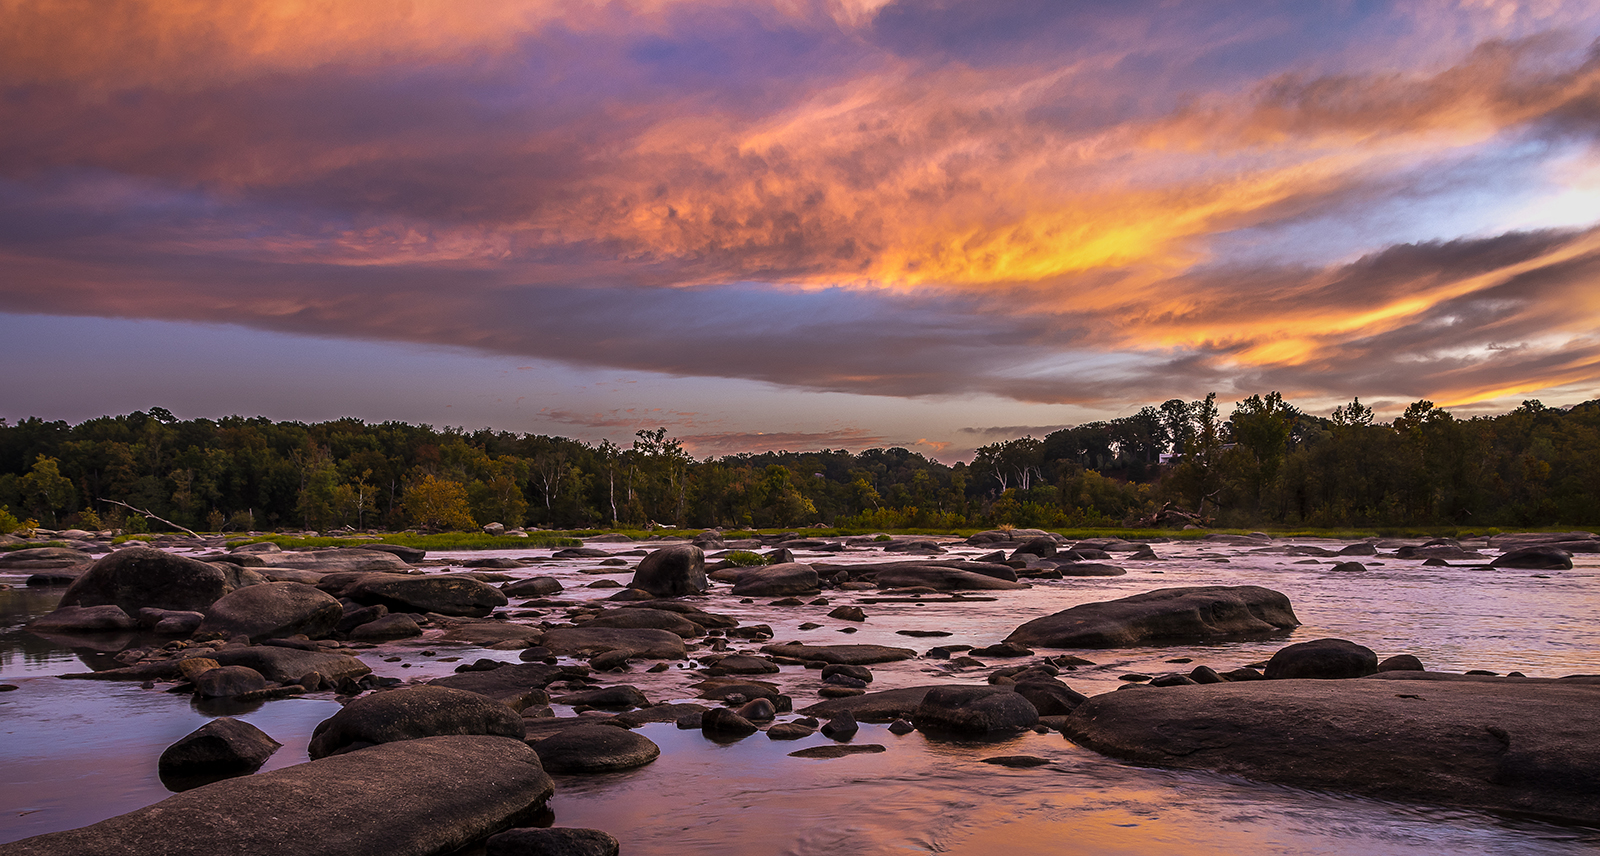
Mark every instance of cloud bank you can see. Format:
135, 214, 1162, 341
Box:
3, 0, 1600, 426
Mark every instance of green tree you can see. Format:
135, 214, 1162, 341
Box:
18, 455, 75, 526
404, 474, 476, 531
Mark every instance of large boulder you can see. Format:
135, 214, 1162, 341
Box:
539, 627, 686, 660
158, 717, 282, 786
197, 582, 344, 642
628, 544, 708, 597
2, 736, 554, 856
1264, 638, 1378, 680
912, 686, 1039, 735
308, 685, 526, 758
730, 563, 821, 596
530, 724, 660, 773
341, 573, 509, 617
1062, 678, 1600, 826
59, 546, 238, 614
1490, 546, 1574, 570
1005, 586, 1299, 648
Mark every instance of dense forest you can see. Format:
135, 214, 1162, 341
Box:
1, 394, 1597, 534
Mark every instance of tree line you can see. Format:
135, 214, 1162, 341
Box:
0, 395, 1596, 534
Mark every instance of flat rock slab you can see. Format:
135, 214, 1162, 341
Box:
1006, 585, 1299, 648
2, 735, 553, 856
759, 643, 916, 665
872, 566, 1026, 591
1063, 678, 1600, 825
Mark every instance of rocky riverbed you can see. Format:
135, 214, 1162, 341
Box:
2, 529, 1599, 855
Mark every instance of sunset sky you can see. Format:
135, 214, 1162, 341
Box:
3, 0, 1599, 461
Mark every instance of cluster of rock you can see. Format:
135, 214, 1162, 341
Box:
7, 527, 1598, 850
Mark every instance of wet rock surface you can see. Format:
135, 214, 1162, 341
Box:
1063, 677, 1600, 826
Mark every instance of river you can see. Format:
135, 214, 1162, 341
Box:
2, 536, 1597, 854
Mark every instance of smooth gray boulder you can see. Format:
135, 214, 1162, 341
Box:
158, 717, 281, 785
341, 573, 508, 617
1006, 585, 1299, 648
530, 724, 660, 773
309, 686, 527, 759
1063, 678, 1600, 826
486, 828, 620, 856
730, 563, 821, 596
912, 686, 1039, 736
197, 582, 343, 642
2, 736, 553, 856
59, 546, 237, 614
1264, 638, 1378, 679
628, 544, 708, 597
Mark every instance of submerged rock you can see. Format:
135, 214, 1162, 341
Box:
1005, 585, 1299, 648
3, 736, 553, 856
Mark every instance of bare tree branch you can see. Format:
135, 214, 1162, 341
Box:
99, 498, 201, 539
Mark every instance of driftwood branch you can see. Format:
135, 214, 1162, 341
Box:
99, 498, 201, 539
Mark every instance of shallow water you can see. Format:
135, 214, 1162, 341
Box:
3, 537, 1598, 853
